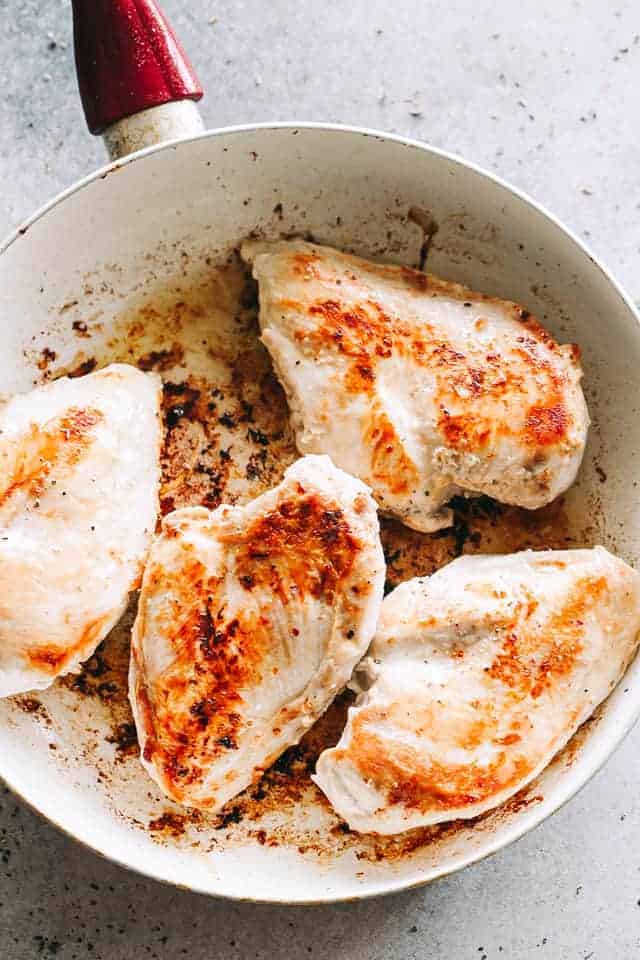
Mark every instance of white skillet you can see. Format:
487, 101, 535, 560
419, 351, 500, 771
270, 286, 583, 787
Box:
1, 0, 639, 903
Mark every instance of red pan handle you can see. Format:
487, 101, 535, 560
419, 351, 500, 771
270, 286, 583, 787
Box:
72, 0, 203, 137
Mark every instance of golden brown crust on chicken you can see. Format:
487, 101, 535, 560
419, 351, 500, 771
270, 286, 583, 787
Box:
314, 549, 640, 834
243, 240, 589, 532
0, 364, 162, 697
130, 455, 385, 810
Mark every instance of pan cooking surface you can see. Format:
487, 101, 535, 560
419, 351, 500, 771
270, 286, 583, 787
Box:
7, 248, 606, 869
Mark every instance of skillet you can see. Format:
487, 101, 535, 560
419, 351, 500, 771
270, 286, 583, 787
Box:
1, 0, 639, 903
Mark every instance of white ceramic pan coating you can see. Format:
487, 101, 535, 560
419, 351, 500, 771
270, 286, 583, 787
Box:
1, 1, 640, 904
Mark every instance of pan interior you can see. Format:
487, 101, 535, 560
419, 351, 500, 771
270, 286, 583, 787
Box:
0, 127, 638, 902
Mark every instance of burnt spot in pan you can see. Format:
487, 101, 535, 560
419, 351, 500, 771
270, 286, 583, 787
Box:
105, 721, 139, 760
37, 346, 57, 372
407, 206, 439, 270
13, 696, 52, 727
148, 811, 189, 838
71, 320, 90, 338
67, 357, 98, 379
137, 342, 185, 372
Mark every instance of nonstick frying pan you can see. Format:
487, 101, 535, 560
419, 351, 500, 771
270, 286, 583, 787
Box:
1, 0, 639, 903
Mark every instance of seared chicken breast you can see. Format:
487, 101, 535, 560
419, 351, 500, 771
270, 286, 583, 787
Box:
130, 454, 385, 811
314, 548, 640, 834
243, 239, 589, 532
0, 364, 161, 697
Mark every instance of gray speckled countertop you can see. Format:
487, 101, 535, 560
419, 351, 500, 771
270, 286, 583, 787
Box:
1, 1, 640, 957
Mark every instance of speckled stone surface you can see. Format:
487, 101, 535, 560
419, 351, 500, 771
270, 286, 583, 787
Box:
2, 0, 640, 957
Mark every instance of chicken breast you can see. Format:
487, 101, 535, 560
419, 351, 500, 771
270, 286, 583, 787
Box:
0, 363, 162, 697
243, 239, 589, 532
314, 547, 640, 834
130, 454, 385, 811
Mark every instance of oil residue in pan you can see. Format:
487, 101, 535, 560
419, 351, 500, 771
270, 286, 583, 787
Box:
16, 252, 604, 865
40, 255, 299, 513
